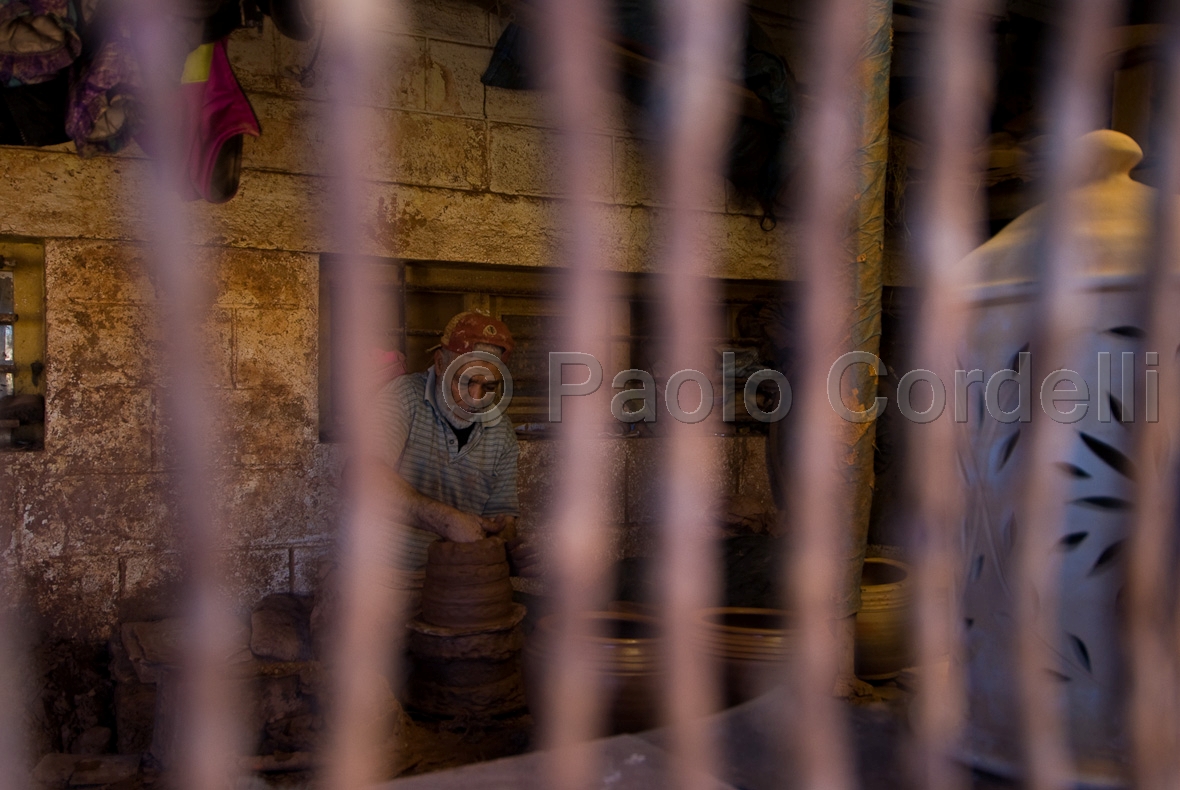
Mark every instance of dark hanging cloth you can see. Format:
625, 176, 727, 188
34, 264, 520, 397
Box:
0, 70, 68, 144
0, 0, 81, 87
482, 2, 798, 228
66, 18, 140, 156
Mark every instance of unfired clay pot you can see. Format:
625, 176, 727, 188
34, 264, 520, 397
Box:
420, 537, 515, 630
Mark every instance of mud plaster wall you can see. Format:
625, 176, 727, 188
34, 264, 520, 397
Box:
0, 0, 785, 643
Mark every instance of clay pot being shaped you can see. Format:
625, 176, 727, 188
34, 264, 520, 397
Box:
854, 557, 913, 680
420, 537, 515, 630
525, 611, 662, 734
695, 607, 793, 707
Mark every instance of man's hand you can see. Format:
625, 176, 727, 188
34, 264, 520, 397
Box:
506, 537, 543, 578
483, 514, 515, 536
439, 511, 489, 543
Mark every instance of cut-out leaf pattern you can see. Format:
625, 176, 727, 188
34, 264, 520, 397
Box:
1056, 462, 1091, 479
1109, 392, 1126, 424
1080, 432, 1136, 478
1001, 515, 1016, 554
1058, 532, 1088, 549
997, 431, 1020, 471
1107, 325, 1146, 339
1071, 496, 1133, 511
1089, 540, 1126, 575
970, 555, 984, 582
1067, 633, 1092, 673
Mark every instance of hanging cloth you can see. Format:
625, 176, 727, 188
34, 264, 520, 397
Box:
66, 18, 140, 156
178, 38, 260, 203
0, 0, 81, 87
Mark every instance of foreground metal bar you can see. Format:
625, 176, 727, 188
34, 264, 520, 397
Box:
319, 0, 406, 787
655, 0, 743, 785
1009, 2, 1122, 789
1126, 15, 1180, 790
532, 0, 617, 783
130, 4, 242, 788
907, 1, 994, 788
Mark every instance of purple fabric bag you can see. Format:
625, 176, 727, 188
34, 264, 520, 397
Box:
0, 0, 81, 87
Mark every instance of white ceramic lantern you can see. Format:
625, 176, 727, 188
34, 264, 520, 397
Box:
957, 130, 1163, 786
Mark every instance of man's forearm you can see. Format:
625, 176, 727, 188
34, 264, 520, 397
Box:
381, 464, 465, 537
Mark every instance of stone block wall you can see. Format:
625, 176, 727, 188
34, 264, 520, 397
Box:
0, 0, 789, 642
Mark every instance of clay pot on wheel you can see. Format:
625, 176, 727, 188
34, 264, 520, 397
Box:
525, 611, 662, 734
420, 537, 515, 629
695, 607, 793, 707
854, 557, 913, 680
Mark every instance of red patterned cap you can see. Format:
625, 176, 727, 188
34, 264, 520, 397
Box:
437, 311, 515, 359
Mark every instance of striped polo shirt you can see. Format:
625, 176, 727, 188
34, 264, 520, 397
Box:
377, 369, 520, 570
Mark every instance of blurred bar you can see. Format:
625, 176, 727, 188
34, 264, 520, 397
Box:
129, 2, 242, 787
1007, 2, 1122, 789
907, 1, 993, 788
653, 0, 744, 786
781, 0, 871, 786
531, 0, 616, 783
318, 0, 406, 787
1126, 12, 1180, 790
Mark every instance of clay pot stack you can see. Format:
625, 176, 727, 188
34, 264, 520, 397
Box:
525, 611, 662, 734
405, 537, 527, 718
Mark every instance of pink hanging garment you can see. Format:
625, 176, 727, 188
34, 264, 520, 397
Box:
179, 38, 260, 203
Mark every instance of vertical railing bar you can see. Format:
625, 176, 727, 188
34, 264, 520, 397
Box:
0, 589, 22, 788
655, 0, 743, 784
783, 0, 870, 787
532, 0, 617, 781
1009, 2, 1122, 789
907, 1, 995, 788
130, 3, 242, 788
319, 0, 406, 787
1125, 12, 1180, 790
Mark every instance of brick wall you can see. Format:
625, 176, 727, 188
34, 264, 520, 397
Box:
0, 0, 789, 641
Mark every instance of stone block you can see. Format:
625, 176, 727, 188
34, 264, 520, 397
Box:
390, 112, 487, 190
250, 593, 312, 661
0, 150, 144, 242
35, 473, 176, 556
241, 93, 326, 176
275, 31, 424, 110
202, 169, 329, 253
222, 548, 292, 614
378, 183, 560, 266
488, 123, 612, 199
204, 307, 236, 390
232, 307, 317, 394
23, 555, 120, 641
113, 681, 157, 754
425, 40, 489, 118
32, 753, 80, 785
227, 25, 277, 94
624, 437, 739, 525
44, 386, 154, 474
220, 464, 335, 547
119, 552, 183, 623
220, 387, 316, 467
44, 240, 155, 305
292, 543, 334, 596
406, 0, 489, 45
48, 303, 158, 389
484, 86, 548, 126
212, 248, 317, 310
613, 136, 726, 211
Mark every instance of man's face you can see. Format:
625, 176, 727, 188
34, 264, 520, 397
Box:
438, 353, 505, 414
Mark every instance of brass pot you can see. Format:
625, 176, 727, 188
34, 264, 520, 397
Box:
696, 607, 793, 706
525, 610, 662, 734
854, 557, 912, 680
